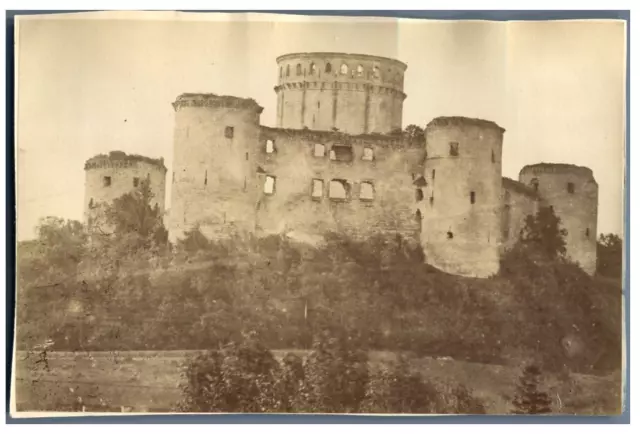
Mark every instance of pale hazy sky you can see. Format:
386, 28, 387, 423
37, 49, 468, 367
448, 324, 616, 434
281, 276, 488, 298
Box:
16, 12, 626, 240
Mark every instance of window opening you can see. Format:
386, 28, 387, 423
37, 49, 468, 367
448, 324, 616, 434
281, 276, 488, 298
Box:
264, 175, 276, 195
360, 182, 374, 201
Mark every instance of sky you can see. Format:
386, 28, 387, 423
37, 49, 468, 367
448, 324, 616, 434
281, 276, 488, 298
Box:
15, 12, 627, 240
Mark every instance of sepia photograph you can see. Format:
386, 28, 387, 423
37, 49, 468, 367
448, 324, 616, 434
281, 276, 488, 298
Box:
10, 10, 627, 418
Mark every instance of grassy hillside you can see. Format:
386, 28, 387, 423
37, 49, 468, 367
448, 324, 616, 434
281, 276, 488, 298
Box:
16, 232, 623, 377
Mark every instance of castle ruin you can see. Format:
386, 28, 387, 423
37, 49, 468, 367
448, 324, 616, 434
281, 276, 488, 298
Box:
84, 52, 598, 277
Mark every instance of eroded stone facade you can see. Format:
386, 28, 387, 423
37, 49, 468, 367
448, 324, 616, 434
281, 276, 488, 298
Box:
145, 52, 596, 278
83, 151, 167, 226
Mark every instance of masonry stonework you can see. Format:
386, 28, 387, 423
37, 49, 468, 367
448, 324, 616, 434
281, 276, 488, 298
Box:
83, 151, 167, 224
86, 52, 598, 278
519, 164, 599, 274
167, 94, 263, 242
419, 117, 505, 278
275, 53, 407, 135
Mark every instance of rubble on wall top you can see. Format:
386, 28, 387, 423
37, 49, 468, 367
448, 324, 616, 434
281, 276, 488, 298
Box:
84, 151, 167, 171
172, 93, 264, 113
260, 126, 425, 148
427, 116, 506, 133
520, 163, 595, 180
502, 177, 539, 199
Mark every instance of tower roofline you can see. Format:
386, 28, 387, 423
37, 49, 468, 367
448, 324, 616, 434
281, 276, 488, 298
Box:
172, 93, 264, 113
84, 151, 167, 172
519, 163, 595, 181
276, 52, 408, 71
426, 116, 506, 133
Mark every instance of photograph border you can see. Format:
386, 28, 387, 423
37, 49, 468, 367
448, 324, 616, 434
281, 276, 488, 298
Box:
4, 9, 631, 424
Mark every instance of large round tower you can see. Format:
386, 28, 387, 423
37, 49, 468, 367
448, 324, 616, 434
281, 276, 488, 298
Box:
274, 52, 407, 135
168, 93, 263, 243
518, 163, 598, 275
421, 117, 505, 278
83, 151, 167, 224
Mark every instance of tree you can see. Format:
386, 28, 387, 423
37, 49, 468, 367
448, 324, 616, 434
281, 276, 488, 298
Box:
520, 206, 568, 259
177, 332, 283, 413
597, 233, 623, 278
511, 364, 552, 414
403, 124, 425, 142
105, 177, 168, 249
293, 330, 369, 413
17, 217, 87, 286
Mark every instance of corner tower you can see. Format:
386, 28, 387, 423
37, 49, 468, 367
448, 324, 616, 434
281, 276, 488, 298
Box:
168, 94, 263, 243
274, 52, 407, 135
518, 163, 598, 275
83, 151, 167, 224
421, 117, 505, 278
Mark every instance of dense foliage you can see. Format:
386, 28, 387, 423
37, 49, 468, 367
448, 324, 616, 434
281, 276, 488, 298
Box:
520, 205, 568, 259
177, 332, 485, 414
16, 190, 621, 380
596, 233, 623, 279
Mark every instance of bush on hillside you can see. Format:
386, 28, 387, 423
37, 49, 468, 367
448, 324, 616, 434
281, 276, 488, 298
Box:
176, 332, 284, 413
511, 364, 552, 414
177, 333, 488, 414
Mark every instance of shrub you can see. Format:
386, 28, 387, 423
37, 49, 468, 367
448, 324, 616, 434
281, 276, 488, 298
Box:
177, 334, 284, 412
360, 356, 438, 413
511, 364, 552, 414
292, 331, 369, 413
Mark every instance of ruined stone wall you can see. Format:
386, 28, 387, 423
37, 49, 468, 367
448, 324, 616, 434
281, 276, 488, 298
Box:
421, 117, 504, 278
519, 164, 598, 275
167, 94, 263, 243
500, 177, 541, 253
255, 127, 425, 242
275, 53, 407, 135
83, 153, 167, 224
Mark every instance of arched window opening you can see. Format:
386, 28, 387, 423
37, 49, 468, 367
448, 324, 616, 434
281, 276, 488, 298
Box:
279, 66, 283, 77
416, 189, 424, 202
286, 65, 290, 77
329, 179, 350, 201
470, 191, 476, 204
372, 66, 380, 79
567, 182, 575, 194
325, 62, 332, 73
356, 64, 364, 77
340, 63, 348, 75
310, 62, 316, 75
296, 64, 302, 76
